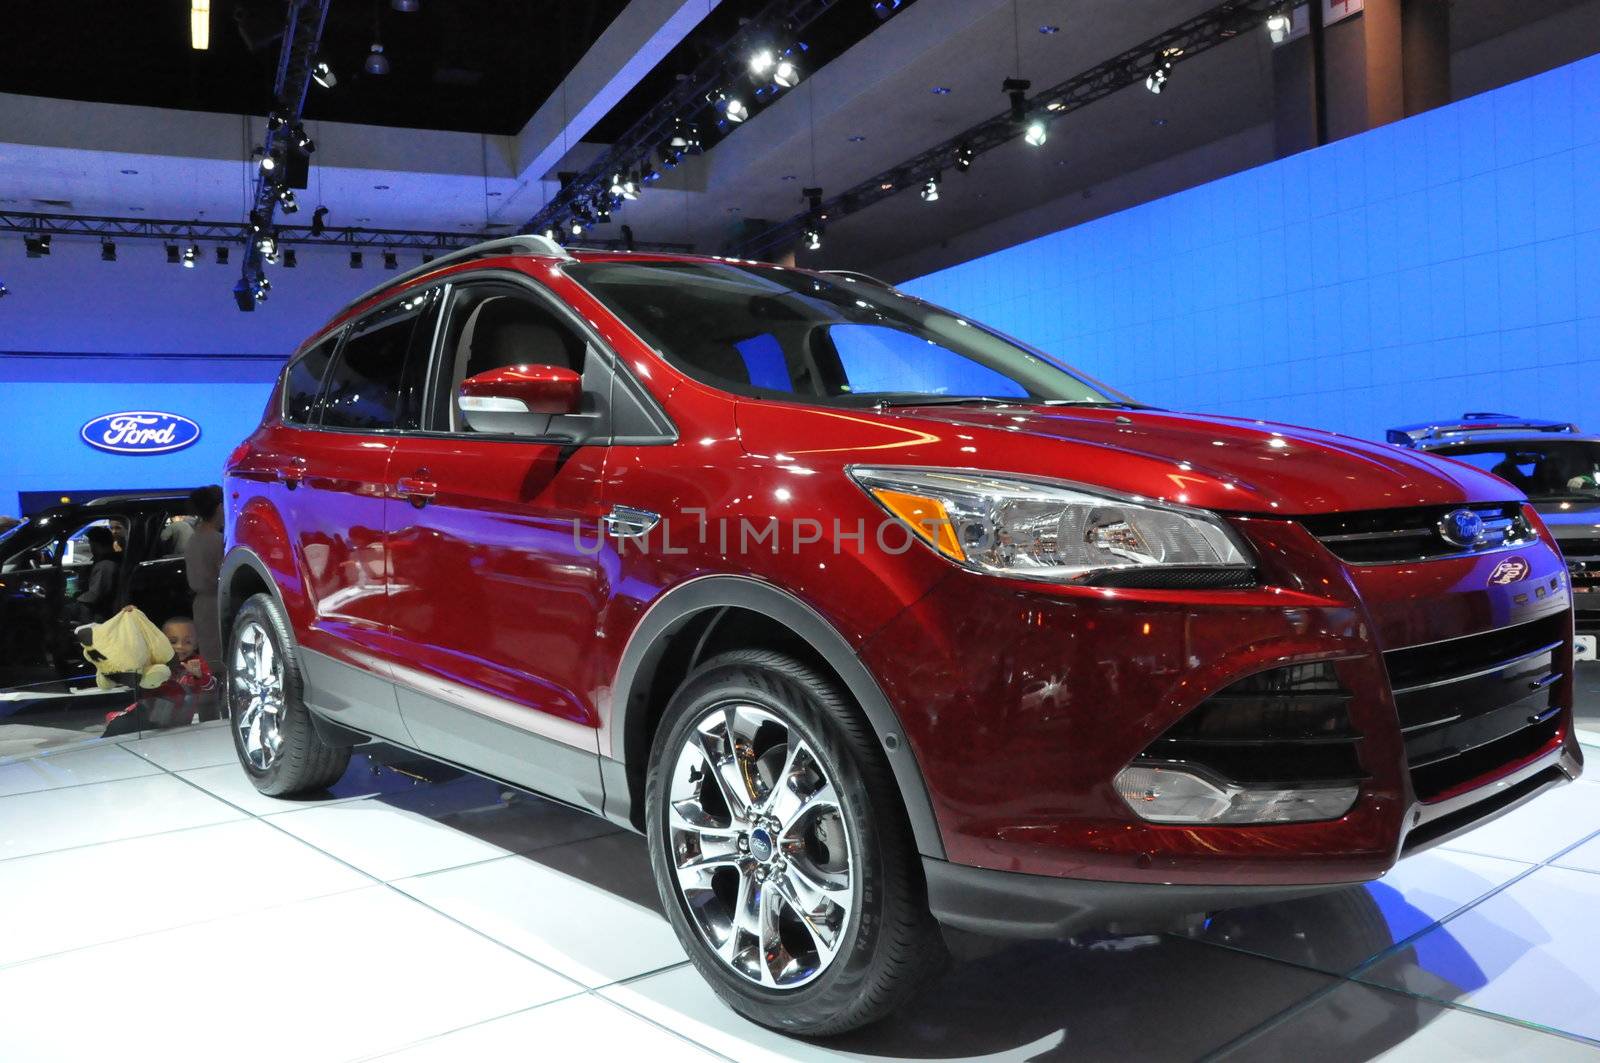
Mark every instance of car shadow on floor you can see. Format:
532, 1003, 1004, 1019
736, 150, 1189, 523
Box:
311, 743, 1536, 1061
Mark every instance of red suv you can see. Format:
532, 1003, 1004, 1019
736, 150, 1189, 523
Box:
222, 236, 1582, 1034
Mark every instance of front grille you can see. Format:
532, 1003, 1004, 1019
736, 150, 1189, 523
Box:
1383, 614, 1566, 801
1302, 503, 1534, 564
1141, 663, 1364, 786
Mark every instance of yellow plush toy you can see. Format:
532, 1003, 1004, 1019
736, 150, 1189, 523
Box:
78, 605, 175, 690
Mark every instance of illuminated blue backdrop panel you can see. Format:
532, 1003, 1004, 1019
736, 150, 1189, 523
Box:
903, 54, 1600, 442
1, 355, 279, 516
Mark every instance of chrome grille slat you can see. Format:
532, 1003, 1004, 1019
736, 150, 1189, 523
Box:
1301, 503, 1534, 565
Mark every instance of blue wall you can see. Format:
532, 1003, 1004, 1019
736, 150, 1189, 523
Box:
0, 355, 279, 516
903, 54, 1600, 442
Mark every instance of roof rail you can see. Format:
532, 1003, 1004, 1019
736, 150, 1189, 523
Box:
334, 235, 571, 319
822, 269, 895, 288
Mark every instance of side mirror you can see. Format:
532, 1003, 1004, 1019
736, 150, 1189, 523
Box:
458, 365, 582, 435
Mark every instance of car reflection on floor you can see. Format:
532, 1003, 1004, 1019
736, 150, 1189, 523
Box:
1, 723, 1596, 1060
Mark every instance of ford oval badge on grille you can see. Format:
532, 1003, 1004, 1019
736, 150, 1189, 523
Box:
1488, 557, 1530, 585
80, 411, 201, 455
1438, 508, 1485, 548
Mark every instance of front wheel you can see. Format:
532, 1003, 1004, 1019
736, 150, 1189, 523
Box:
645, 649, 945, 1035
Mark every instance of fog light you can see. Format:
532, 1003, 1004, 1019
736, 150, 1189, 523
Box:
1115, 763, 1357, 824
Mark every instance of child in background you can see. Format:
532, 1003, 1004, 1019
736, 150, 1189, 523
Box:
161, 616, 218, 701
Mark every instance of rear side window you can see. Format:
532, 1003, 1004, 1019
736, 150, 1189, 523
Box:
282, 335, 338, 425
320, 297, 430, 431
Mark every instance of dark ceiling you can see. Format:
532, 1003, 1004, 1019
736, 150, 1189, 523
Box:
0, 0, 630, 135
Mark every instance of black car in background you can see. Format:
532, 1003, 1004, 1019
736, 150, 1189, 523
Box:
1388, 414, 1600, 657
0, 492, 197, 756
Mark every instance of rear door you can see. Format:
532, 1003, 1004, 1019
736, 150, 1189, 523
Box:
272, 292, 435, 741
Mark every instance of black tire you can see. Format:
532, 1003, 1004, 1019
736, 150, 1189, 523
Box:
645, 649, 946, 1036
226, 592, 350, 796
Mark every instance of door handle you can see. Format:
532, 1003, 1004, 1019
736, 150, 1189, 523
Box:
602, 505, 660, 539
395, 476, 438, 507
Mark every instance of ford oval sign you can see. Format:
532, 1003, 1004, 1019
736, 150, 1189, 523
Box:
80, 412, 201, 455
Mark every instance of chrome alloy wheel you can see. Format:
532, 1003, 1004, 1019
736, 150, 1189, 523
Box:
231, 620, 285, 770
668, 703, 855, 989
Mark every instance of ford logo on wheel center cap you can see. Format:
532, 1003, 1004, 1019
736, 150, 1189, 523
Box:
80, 411, 201, 455
749, 828, 774, 862
1438, 508, 1485, 548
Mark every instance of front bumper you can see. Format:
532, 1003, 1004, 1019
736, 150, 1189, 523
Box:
862, 516, 1584, 892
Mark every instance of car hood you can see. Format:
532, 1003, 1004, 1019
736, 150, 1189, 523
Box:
738, 402, 1524, 516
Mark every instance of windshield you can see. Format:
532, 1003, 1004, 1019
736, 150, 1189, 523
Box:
1434, 440, 1600, 501
564, 261, 1128, 407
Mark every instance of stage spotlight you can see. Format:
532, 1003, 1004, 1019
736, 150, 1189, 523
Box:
594, 203, 612, 223
569, 218, 585, 237
871, 0, 902, 21
718, 94, 749, 124
1024, 118, 1048, 146
1267, 8, 1291, 44
101, 240, 117, 262
279, 189, 299, 213
191, 0, 210, 50
259, 151, 278, 175
292, 125, 315, 153
1146, 49, 1180, 94
182, 243, 199, 269
639, 160, 658, 184
803, 225, 823, 251
312, 60, 337, 89
610, 172, 639, 200
24, 234, 50, 258
0, 279, 8, 298
267, 112, 287, 132
256, 233, 276, 257
233, 278, 255, 311
1003, 78, 1031, 124
750, 48, 776, 78
365, 43, 390, 76
350, 251, 363, 269
283, 249, 297, 268
165, 243, 180, 264
216, 246, 229, 265
954, 142, 975, 172
383, 250, 398, 270
921, 175, 940, 202
773, 56, 800, 89
310, 206, 329, 236
541, 227, 558, 241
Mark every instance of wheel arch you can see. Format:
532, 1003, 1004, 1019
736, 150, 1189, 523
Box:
219, 546, 291, 653
605, 575, 945, 859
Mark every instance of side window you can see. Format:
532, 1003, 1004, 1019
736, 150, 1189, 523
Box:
64, 517, 127, 567
437, 284, 590, 432
320, 297, 430, 431
283, 335, 339, 425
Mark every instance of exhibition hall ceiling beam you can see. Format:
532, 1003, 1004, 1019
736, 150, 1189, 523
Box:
492, 0, 726, 227
730, 0, 1286, 258
0, 209, 692, 255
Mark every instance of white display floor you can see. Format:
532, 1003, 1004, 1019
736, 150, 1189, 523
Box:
1, 723, 1598, 1061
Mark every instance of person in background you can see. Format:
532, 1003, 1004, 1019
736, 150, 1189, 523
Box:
184, 485, 225, 673
73, 526, 121, 622
160, 512, 197, 556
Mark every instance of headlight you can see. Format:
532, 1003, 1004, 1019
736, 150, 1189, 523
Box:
848, 466, 1253, 584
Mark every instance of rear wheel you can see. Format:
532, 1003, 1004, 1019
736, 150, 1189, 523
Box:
645, 649, 945, 1035
227, 593, 349, 796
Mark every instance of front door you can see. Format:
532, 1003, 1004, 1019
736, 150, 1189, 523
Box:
385, 278, 613, 806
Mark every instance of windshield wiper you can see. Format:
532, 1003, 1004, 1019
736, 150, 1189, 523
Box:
1036, 399, 1151, 409
868, 395, 1020, 409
